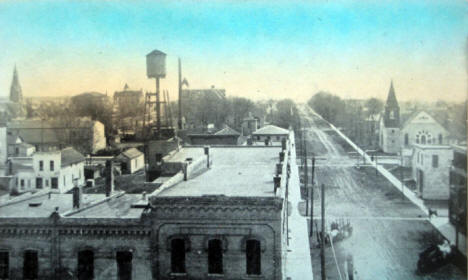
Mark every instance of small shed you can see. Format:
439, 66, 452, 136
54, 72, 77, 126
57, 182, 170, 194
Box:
115, 148, 145, 174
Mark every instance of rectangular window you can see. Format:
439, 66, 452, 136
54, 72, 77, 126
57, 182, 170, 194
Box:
208, 239, 223, 274
23, 250, 38, 280
0, 251, 8, 279
432, 155, 439, 168
36, 178, 43, 189
39, 161, 43, 171
50, 161, 54, 171
116, 251, 133, 280
78, 250, 94, 280
51, 178, 58, 189
171, 239, 186, 273
21, 179, 25, 188
246, 240, 261, 275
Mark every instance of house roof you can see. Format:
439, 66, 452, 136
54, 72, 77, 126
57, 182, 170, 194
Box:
61, 148, 85, 167
119, 148, 143, 160
214, 126, 240, 136
252, 125, 289, 136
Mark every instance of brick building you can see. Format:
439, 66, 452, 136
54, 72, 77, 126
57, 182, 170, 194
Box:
0, 138, 291, 279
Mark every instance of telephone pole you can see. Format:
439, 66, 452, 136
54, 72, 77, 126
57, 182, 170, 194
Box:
304, 136, 309, 216
178, 58, 183, 130
310, 156, 315, 237
321, 183, 326, 280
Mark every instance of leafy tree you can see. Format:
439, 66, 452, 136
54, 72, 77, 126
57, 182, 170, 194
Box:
271, 99, 298, 129
307, 92, 345, 124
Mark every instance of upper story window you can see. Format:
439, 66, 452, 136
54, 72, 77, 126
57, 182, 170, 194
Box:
50, 161, 54, 171
23, 250, 38, 280
432, 155, 439, 168
246, 239, 261, 275
0, 251, 8, 279
389, 111, 395, 119
208, 239, 223, 274
39, 161, 44, 171
171, 238, 187, 274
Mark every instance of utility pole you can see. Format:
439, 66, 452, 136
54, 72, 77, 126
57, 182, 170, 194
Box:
304, 138, 309, 216
178, 58, 183, 130
321, 183, 326, 280
310, 156, 315, 238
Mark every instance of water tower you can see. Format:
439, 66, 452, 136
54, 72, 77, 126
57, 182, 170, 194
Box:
146, 49, 167, 137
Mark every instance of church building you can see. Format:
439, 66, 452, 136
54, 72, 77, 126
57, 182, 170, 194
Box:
379, 81, 401, 153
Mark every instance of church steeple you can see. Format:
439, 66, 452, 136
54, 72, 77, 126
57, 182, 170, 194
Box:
9, 65, 23, 103
383, 80, 400, 127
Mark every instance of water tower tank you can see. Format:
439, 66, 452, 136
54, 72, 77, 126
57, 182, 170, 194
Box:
146, 49, 166, 78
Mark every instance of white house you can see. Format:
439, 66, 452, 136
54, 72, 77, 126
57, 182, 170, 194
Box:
115, 148, 145, 174
252, 125, 289, 145
10, 147, 85, 193
412, 144, 453, 200
401, 111, 449, 148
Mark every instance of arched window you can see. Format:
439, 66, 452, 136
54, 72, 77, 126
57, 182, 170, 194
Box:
23, 250, 38, 280
439, 134, 443, 144
404, 134, 409, 145
421, 135, 426, 144
116, 251, 133, 280
78, 250, 94, 280
171, 239, 186, 273
246, 240, 261, 275
208, 239, 223, 274
416, 135, 420, 144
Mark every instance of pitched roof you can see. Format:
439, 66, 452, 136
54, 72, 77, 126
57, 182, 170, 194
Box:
252, 125, 289, 136
120, 148, 143, 160
385, 80, 399, 108
61, 148, 85, 167
214, 126, 240, 136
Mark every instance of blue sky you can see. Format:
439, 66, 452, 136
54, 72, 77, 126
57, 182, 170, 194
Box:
0, 0, 467, 102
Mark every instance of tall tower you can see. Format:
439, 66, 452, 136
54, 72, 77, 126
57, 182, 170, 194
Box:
379, 80, 401, 153
9, 66, 23, 103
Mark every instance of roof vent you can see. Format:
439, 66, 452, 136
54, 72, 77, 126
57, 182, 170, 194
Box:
29, 202, 42, 207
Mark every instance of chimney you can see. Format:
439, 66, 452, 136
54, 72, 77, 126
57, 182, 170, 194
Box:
276, 163, 282, 175
7, 160, 12, 176
273, 176, 281, 193
279, 151, 285, 162
281, 138, 287, 151
72, 185, 82, 209
204, 146, 210, 168
183, 162, 188, 181
105, 160, 114, 197
142, 191, 147, 201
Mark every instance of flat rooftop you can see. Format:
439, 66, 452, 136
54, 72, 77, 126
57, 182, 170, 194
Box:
164, 146, 205, 162
157, 146, 282, 197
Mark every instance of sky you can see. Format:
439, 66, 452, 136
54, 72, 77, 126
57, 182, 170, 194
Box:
0, 0, 467, 103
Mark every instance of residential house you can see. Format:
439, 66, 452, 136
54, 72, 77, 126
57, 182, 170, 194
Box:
114, 148, 145, 174
9, 147, 85, 194
252, 125, 289, 145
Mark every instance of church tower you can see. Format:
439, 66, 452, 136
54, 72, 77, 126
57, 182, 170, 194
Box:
379, 80, 401, 153
9, 66, 23, 103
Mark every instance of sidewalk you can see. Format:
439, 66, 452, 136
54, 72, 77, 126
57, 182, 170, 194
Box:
311, 109, 467, 257
285, 131, 314, 280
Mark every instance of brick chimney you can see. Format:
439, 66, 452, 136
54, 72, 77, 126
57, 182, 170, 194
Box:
279, 151, 285, 162
105, 160, 114, 197
276, 163, 282, 175
273, 176, 281, 193
204, 146, 210, 168
72, 185, 82, 209
183, 162, 188, 181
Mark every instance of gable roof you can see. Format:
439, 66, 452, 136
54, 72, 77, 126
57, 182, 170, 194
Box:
401, 111, 446, 131
214, 126, 240, 136
61, 148, 85, 167
252, 125, 289, 136
119, 148, 143, 160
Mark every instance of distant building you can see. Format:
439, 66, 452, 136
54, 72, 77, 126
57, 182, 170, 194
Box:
241, 112, 259, 136
379, 81, 401, 153
8, 147, 85, 194
7, 118, 106, 154
252, 125, 289, 144
0, 141, 291, 279
400, 111, 449, 147
412, 144, 453, 200
114, 148, 145, 174
9, 66, 23, 104
188, 126, 241, 145
449, 145, 466, 234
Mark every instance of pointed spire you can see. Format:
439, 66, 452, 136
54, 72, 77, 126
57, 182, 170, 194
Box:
386, 79, 398, 107
9, 65, 23, 103
124, 83, 129, 90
